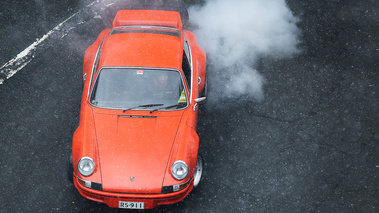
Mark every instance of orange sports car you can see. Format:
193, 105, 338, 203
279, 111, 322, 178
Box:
68, 9, 206, 209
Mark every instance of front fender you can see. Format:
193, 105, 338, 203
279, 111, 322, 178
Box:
72, 104, 101, 184
163, 109, 199, 187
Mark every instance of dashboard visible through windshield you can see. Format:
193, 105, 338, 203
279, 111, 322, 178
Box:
89, 68, 188, 110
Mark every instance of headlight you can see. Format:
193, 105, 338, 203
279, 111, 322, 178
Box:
171, 160, 188, 180
78, 157, 95, 176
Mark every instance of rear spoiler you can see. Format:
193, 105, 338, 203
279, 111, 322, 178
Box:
112, 10, 182, 29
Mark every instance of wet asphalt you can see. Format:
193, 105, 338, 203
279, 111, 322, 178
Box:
0, 0, 378, 212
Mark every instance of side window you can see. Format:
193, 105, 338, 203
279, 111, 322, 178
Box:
91, 44, 102, 85
182, 40, 192, 94
182, 51, 191, 94
184, 41, 192, 65
87, 41, 103, 98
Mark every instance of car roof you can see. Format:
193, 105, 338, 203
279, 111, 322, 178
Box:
98, 10, 184, 70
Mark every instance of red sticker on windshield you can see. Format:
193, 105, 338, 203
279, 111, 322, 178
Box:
137, 70, 144, 75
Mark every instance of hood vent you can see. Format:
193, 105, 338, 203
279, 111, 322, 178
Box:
118, 115, 157, 118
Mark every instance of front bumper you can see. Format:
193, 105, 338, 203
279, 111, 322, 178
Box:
73, 173, 193, 209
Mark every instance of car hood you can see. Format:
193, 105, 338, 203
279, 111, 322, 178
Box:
93, 111, 183, 193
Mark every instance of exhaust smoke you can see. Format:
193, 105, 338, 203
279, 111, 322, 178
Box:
188, 0, 301, 103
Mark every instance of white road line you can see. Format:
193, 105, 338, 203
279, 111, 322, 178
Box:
0, 12, 81, 85
0, 1, 100, 85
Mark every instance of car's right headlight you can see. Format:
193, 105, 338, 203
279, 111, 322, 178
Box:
171, 160, 188, 180
78, 157, 95, 176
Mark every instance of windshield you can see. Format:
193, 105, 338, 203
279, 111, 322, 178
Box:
89, 68, 187, 110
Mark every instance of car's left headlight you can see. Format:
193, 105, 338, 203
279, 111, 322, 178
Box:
171, 160, 188, 180
78, 157, 95, 176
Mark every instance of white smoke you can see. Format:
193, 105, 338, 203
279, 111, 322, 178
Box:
188, 0, 301, 102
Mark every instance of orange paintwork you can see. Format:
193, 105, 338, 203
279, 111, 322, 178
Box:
92, 108, 183, 194
112, 10, 183, 29
72, 10, 206, 209
100, 32, 182, 69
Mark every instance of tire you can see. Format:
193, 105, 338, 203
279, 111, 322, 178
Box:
67, 153, 74, 184
199, 75, 208, 99
193, 154, 204, 188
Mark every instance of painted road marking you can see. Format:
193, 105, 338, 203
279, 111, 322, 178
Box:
0, 12, 79, 84
0, 0, 116, 85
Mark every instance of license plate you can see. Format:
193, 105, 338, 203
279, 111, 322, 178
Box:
119, 201, 144, 209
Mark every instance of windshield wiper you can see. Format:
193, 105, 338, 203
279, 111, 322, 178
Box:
149, 103, 184, 113
123, 104, 164, 113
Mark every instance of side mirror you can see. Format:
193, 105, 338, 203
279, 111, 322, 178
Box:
194, 97, 206, 103
193, 97, 206, 111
